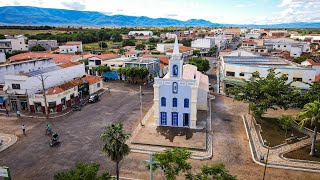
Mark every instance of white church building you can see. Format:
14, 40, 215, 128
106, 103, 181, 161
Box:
153, 36, 209, 129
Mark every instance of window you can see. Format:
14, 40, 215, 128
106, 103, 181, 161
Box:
239, 73, 245, 77
161, 97, 166, 107
184, 98, 189, 108
278, 45, 280, 48
172, 82, 178, 93
172, 98, 177, 107
12, 84, 21, 89
160, 112, 167, 125
293, 77, 303, 82
284, 45, 287, 47
95, 60, 101, 65
97, 83, 100, 88
173, 65, 178, 76
172, 112, 178, 126
226, 71, 235, 77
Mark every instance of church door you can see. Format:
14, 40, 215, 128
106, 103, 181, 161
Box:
183, 113, 189, 127
172, 112, 178, 126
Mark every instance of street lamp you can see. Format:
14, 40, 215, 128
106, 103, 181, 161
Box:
262, 140, 270, 180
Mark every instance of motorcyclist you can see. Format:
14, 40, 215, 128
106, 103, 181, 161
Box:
46, 124, 52, 134
51, 133, 59, 142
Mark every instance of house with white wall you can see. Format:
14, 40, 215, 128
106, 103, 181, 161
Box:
264, 39, 310, 57
128, 31, 153, 36
0, 38, 28, 53
66, 41, 83, 53
4, 62, 85, 111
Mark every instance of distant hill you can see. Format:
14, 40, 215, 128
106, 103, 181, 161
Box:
0, 6, 319, 28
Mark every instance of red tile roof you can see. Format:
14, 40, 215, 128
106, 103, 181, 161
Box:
125, 51, 138, 55
9, 52, 81, 63
97, 54, 119, 59
82, 76, 103, 85
242, 40, 257, 44
66, 41, 82, 45
166, 46, 192, 53
58, 62, 81, 68
315, 76, 320, 82
307, 59, 320, 66
159, 57, 169, 65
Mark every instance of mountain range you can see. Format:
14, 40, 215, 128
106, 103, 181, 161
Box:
0, 6, 320, 28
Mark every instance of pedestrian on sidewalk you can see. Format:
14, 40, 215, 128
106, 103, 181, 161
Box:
16, 110, 21, 118
5, 108, 9, 116
22, 124, 26, 134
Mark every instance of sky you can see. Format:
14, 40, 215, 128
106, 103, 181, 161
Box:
0, 0, 320, 25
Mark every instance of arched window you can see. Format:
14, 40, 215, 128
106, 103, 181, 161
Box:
172, 82, 178, 93
172, 98, 178, 107
184, 98, 189, 108
161, 97, 166, 107
173, 65, 178, 76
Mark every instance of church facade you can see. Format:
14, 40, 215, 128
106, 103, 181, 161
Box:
153, 36, 209, 129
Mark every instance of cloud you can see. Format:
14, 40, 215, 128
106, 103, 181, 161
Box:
13, 0, 20, 5
102, 12, 113, 15
61, 1, 86, 10
235, 3, 256, 8
116, 9, 123, 12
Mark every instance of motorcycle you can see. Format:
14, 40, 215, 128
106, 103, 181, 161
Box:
72, 104, 81, 111
49, 133, 60, 147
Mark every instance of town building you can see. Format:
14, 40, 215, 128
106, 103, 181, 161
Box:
0, 38, 28, 53
218, 52, 316, 93
8, 52, 83, 64
128, 31, 153, 36
125, 51, 138, 59
268, 30, 289, 38
191, 38, 214, 55
66, 41, 83, 53
124, 57, 160, 80
156, 43, 183, 53
0, 52, 5, 62
59, 42, 83, 54
264, 39, 310, 57
245, 33, 261, 39
165, 46, 193, 57
153, 36, 209, 129
4, 62, 85, 111
28, 40, 58, 51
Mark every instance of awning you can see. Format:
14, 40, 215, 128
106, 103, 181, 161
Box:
0, 97, 4, 104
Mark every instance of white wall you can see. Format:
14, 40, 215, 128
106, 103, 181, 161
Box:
5, 63, 86, 94
191, 39, 214, 49
0, 58, 56, 85
59, 45, 78, 54
0, 52, 5, 62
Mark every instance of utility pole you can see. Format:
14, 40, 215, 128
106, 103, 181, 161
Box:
262, 142, 270, 180
36, 74, 49, 119
140, 85, 144, 127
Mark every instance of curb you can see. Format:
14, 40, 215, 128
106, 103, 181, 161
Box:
6, 89, 108, 119
0, 133, 18, 153
242, 114, 320, 173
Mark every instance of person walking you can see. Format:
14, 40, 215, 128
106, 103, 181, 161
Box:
16, 110, 20, 118
22, 124, 26, 134
5, 108, 9, 117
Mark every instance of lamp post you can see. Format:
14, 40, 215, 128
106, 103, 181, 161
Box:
140, 85, 144, 127
262, 140, 270, 180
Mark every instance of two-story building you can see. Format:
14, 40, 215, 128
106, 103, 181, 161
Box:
0, 38, 28, 53
28, 40, 58, 51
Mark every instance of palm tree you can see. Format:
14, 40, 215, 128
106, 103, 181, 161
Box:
297, 101, 320, 156
100, 123, 130, 180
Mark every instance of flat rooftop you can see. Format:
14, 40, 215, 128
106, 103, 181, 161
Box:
223, 56, 313, 70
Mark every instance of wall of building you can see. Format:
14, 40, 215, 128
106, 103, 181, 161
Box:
191, 39, 214, 49
88, 81, 103, 95
0, 58, 56, 85
5, 63, 86, 94
28, 40, 58, 51
59, 45, 77, 54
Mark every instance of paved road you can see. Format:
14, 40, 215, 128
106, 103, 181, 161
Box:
0, 81, 154, 180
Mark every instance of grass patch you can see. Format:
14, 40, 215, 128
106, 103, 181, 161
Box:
284, 142, 320, 162
0, 29, 67, 36
256, 117, 307, 147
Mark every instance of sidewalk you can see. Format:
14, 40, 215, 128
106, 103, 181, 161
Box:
243, 114, 320, 173
127, 97, 214, 160
0, 133, 18, 152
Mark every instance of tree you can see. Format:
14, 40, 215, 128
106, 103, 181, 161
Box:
186, 163, 237, 180
31, 45, 46, 51
0, 34, 5, 39
180, 38, 192, 47
152, 148, 192, 180
54, 162, 111, 180
207, 46, 218, 57
79, 58, 89, 65
135, 44, 146, 50
293, 55, 308, 64
148, 45, 156, 50
100, 123, 130, 180
118, 67, 148, 83
301, 81, 320, 105
188, 58, 210, 72
122, 39, 135, 47
193, 50, 200, 56
112, 32, 123, 42
227, 69, 299, 118
98, 41, 108, 48
297, 101, 320, 156
149, 37, 159, 44
95, 65, 110, 73
277, 115, 294, 138
119, 48, 126, 55
236, 43, 242, 49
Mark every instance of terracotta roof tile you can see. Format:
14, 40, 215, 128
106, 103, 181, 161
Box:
9, 52, 80, 63
47, 78, 83, 95
82, 76, 103, 85
159, 57, 169, 65
66, 41, 82, 45
58, 62, 81, 68
125, 51, 138, 55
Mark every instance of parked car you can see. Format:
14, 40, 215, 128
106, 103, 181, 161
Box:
88, 94, 99, 103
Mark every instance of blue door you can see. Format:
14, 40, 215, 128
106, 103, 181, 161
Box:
160, 112, 167, 125
172, 112, 178, 126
